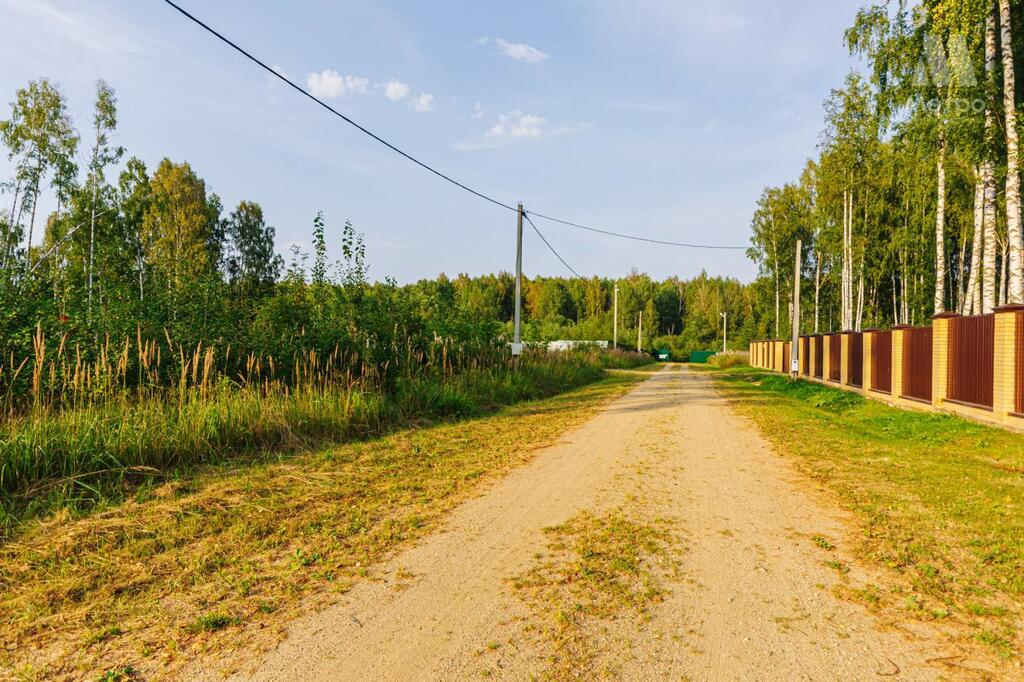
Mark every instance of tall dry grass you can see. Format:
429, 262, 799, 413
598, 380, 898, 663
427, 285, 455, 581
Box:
0, 333, 647, 530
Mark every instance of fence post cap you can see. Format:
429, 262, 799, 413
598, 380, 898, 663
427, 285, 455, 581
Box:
993, 304, 1024, 313
932, 311, 960, 320
891, 324, 914, 330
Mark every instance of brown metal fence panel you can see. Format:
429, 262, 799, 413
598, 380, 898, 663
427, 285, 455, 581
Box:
828, 335, 842, 382
801, 337, 810, 375
947, 314, 994, 409
871, 330, 892, 394
1016, 314, 1024, 414
902, 326, 933, 402
847, 332, 864, 387
813, 335, 823, 379
783, 342, 791, 373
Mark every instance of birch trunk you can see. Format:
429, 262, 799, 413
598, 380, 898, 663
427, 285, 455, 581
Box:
7, 180, 20, 228
1000, 235, 1009, 306
841, 193, 847, 330
982, 5, 999, 313
902, 262, 909, 325
892, 273, 898, 325
88, 179, 98, 320
964, 173, 984, 315
814, 255, 821, 333
25, 173, 40, 274
935, 133, 947, 313
771, 214, 779, 338
1000, 0, 1022, 303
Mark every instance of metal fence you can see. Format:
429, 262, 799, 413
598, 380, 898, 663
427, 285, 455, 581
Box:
902, 326, 933, 402
828, 334, 842, 382
813, 335, 823, 379
847, 332, 864, 387
749, 312, 1024, 428
947, 314, 994, 409
871, 330, 892, 394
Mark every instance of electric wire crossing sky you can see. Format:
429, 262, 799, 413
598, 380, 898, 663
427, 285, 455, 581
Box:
159, 0, 748, 280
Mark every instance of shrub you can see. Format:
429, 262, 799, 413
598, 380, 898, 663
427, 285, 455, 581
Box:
708, 351, 749, 369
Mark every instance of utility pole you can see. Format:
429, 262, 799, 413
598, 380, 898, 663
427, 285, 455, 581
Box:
792, 239, 802, 377
637, 310, 643, 352
512, 203, 524, 357
613, 284, 618, 349
720, 312, 727, 353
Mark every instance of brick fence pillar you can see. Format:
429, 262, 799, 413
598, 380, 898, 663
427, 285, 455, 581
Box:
993, 306, 1024, 420
863, 330, 875, 393
932, 313, 958, 407
891, 327, 906, 399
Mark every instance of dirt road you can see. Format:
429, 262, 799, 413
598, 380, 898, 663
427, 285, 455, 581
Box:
192, 366, 969, 680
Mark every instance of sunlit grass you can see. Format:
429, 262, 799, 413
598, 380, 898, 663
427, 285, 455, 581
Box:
0, 349, 649, 531
707, 366, 1024, 660
0, 369, 645, 680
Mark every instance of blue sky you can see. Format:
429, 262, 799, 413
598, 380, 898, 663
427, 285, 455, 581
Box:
0, 0, 863, 283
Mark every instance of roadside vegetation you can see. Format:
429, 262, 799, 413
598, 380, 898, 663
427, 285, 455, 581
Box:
0, 344, 646, 531
705, 365, 1024, 662
0, 370, 646, 680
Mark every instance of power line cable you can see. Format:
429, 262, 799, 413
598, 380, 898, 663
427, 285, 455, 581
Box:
160, 0, 517, 213
526, 211, 748, 250
160, 0, 749, 252
523, 211, 581, 278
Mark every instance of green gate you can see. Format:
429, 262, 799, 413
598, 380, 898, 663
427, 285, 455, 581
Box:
689, 350, 718, 364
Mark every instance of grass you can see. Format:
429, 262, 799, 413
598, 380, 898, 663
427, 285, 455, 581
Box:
705, 365, 1024, 661
0, 370, 645, 680
707, 351, 750, 369
507, 510, 679, 679
0, 349, 648, 532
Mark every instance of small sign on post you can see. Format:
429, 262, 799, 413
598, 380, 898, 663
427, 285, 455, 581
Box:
511, 342, 523, 356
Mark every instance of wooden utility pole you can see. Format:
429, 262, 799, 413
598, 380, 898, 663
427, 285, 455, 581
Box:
613, 284, 619, 349
720, 312, 727, 353
637, 310, 643, 352
792, 239, 802, 377
512, 203, 524, 356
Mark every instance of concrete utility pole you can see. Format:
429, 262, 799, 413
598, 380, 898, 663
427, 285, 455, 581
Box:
720, 312, 728, 353
637, 310, 643, 352
613, 284, 619, 349
512, 203, 524, 357
792, 239, 802, 376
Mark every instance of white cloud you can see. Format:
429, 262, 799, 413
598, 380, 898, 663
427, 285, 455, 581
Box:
383, 79, 411, 102
486, 110, 546, 138
477, 37, 548, 64
456, 111, 585, 151
472, 102, 485, 119
306, 69, 369, 98
410, 92, 435, 113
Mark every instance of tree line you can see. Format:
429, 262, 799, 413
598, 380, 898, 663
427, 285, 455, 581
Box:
0, 77, 770, 403
748, 0, 1023, 337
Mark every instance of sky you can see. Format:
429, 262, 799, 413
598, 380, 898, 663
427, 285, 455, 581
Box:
0, 0, 864, 284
